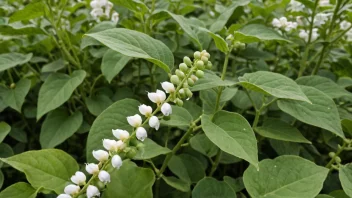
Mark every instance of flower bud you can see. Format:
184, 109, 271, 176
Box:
179, 88, 186, 98
196, 60, 205, 70
10, 83, 15, 89
64, 184, 80, 195
183, 56, 192, 66
239, 43, 246, 50
98, 170, 111, 183
202, 50, 210, 58
185, 88, 193, 99
57, 194, 72, 198
85, 163, 99, 174
176, 69, 185, 79
175, 98, 183, 107
112, 129, 130, 141
161, 103, 172, 116
149, 116, 160, 130
335, 156, 342, 163
116, 140, 126, 151
191, 75, 198, 82
194, 51, 201, 59
329, 152, 335, 158
126, 147, 137, 158
111, 155, 123, 169
201, 56, 208, 65
136, 127, 147, 141
148, 89, 166, 104
161, 82, 175, 93
196, 70, 204, 78
71, 171, 86, 186
127, 114, 142, 127
183, 82, 189, 88
103, 139, 118, 152
138, 104, 152, 116
86, 185, 100, 198
170, 75, 180, 85
179, 63, 188, 72
226, 34, 234, 41
206, 61, 212, 69
92, 150, 109, 162
187, 78, 194, 86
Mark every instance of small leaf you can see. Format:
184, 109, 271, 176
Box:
191, 71, 236, 91
0, 182, 37, 198
339, 163, 352, 197
168, 154, 205, 183
2, 78, 31, 112
81, 22, 116, 49
162, 176, 190, 192
133, 138, 171, 160
9, 127, 27, 143
190, 134, 218, 157
110, 0, 149, 13
101, 49, 132, 83
0, 24, 46, 35
0, 53, 32, 72
0, 143, 14, 168
85, 94, 113, 116
161, 106, 193, 127
192, 177, 237, 198
243, 155, 329, 198
41, 59, 65, 73
9, 1, 47, 23
270, 139, 300, 155
0, 122, 11, 143
198, 28, 229, 53
234, 24, 291, 43
223, 176, 245, 193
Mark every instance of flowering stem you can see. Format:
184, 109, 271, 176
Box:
326, 142, 347, 169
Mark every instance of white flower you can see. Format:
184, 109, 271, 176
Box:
299, 29, 319, 42
347, 29, 352, 41
287, 0, 305, 12
103, 139, 118, 151
314, 13, 330, 27
87, 185, 100, 198
57, 194, 72, 198
340, 20, 351, 30
319, 0, 330, 6
139, 104, 152, 116
285, 21, 298, 31
161, 103, 172, 116
111, 12, 119, 24
90, 0, 99, 8
148, 89, 166, 104
92, 150, 109, 162
70, 171, 86, 186
161, 82, 175, 93
272, 18, 281, 28
85, 163, 99, 174
112, 129, 130, 140
98, 170, 111, 183
127, 114, 142, 127
116, 140, 126, 151
296, 16, 304, 26
90, 8, 104, 19
311, 28, 319, 41
105, 1, 113, 9
112, 155, 123, 169
136, 127, 147, 141
149, 116, 160, 130
299, 29, 309, 42
64, 184, 80, 195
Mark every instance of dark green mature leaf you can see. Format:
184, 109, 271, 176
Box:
0, 149, 78, 194
102, 49, 132, 83
0, 170, 3, 189
202, 111, 258, 168
168, 154, 205, 183
85, 94, 113, 116
162, 176, 190, 192
0, 182, 37, 198
338, 77, 352, 88
110, 0, 149, 13
238, 71, 311, 103
86, 99, 140, 162
234, 24, 291, 43
223, 176, 245, 193
37, 70, 86, 120
2, 78, 31, 112
339, 164, 352, 197
0, 122, 11, 143
133, 138, 171, 160
103, 160, 154, 198
0, 143, 14, 168
0, 24, 46, 35
161, 106, 193, 127
270, 139, 300, 155
255, 118, 311, 143
191, 71, 236, 91
278, 86, 344, 138
0, 53, 32, 72
329, 190, 349, 198
41, 59, 65, 73
198, 28, 229, 53
9, 127, 27, 143
192, 177, 236, 198
316, 195, 334, 198
86, 28, 174, 72
190, 134, 218, 157
243, 156, 329, 198
81, 22, 116, 49
40, 110, 82, 148
9, 1, 47, 23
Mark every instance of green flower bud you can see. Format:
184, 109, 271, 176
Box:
126, 147, 137, 159
201, 50, 210, 58
176, 69, 185, 79
185, 88, 193, 98
10, 83, 15, 89
201, 56, 208, 65
170, 75, 180, 85
206, 61, 212, 69
183, 82, 189, 88
191, 74, 198, 82
179, 63, 188, 72
179, 88, 186, 98
187, 78, 195, 86
239, 43, 246, 50
95, 181, 106, 190
194, 51, 201, 59
335, 156, 342, 164
183, 56, 192, 67
329, 152, 335, 158
196, 70, 204, 78
196, 60, 205, 70
176, 98, 183, 106
136, 143, 145, 149
226, 34, 234, 41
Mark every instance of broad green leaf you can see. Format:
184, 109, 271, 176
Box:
338, 77, 352, 88
198, 28, 229, 53
41, 59, 65, 73
101, 49, 132, 83
161, 106, 193, 127
238, 71, 311, 103
192, 177, 236, 198
85, 94, 113, 116
37, 70, 86, 120
2, 78, 31, 112
234, 24, 291, 43
220, 152, 242, 164
296, 75, 350, 99
231, 90, 259, 110
200, 89, 221, 114
278, 86, 344, 138
168, 154, 205, 183
220, 87, 238, 103
40, 110, 83, 148
110, 0, 149, 13
190, 134, 218, 157
0, 182, 37, 198
270, 139, 300, 155
315, 195, 334, 198
0, 170, 3, 189
81, 22, 116, 49
243, 155, 329, 198
133, 138, 171, 160
0, 122, 11, 143
339, 164, 352, 197
0, 143, 14, 168
86, 99, 140, 162
86, 28, 174, 72
162, 176, 190, 192
103, 160, 154, 198
9, 127, 27, 143
9, 1, 47, 23
202, 111, 258, 167
223, 176, 245, 193
0, 24, 46, 35
210, 0, 250, 32
0, 53, 32, 72
329, 190, 349, 198
0, 149, 78, 194
191, 71, 236, 91
255, 118, 311, 143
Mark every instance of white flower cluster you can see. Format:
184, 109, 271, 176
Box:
272, 17, 298, 32
90, 0, 119, 24
340, 20, 352, 41
287, 0, 305, 12
299, 28, 319, 42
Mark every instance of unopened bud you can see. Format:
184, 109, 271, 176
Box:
329, 152, 335, 158
183, 56, 192, 66
126, 147, 137, 158
194, 51, 201, 59
335, 156, 341, 164
187, 78, 194, 86
183, 82, 189, 88
196, 60, 205, 70
226, 34, 234, 41
179, 63, 188, 72
176, 98, 183, 106
206, 61, 212, 69
185, 88, 193, 99
10, 83, 15, 89
179, 88, 186, 98
170, 75, 180, 85
201, 56, 208, 65
196, 70, 204, 78
176, 69, 185, 79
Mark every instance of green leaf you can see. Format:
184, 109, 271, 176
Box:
9, 127, 27, 143
102, 49, 132, 83
133, 138, 171, 160
40, 110, 83, 148
110, 0, 149, 13
316, 195, 334, 198
192, 177, 236, 198
339, 164, 352, 197
2, 78, 31, 112
329, 190, 349, 198
278, 85, 344, 138
162, 176, 190, 192
161, 106, 193, 127
223, 176, 245, 193
234, 24, 291, 43
198, 28, 229, 53
243, 155, 329, 198
0, 143, 14, 168
9, 1, 47, 23
191, 71, 236, 91
37, 70, 86, 120
0, 24, 46, 35
168, 154, 205, 183
85, 94, 113, 116
255, 118, 311, 143
86, 99, 140, 162
190, 134, 218, 157
81, 22, 116, 49
210, 0, 250, 32
296, 75, 350, 99
86, 28, 174, 73
0, 182, 37, 198
338, 77, 352, 88
0, 149, 78, 194
103, 160, 154, 198
0, 53, 32, 72
270, 139, 300, 155
0, 170, 3, 189
202, 111, 258, 168
41, 59, 65, 73
238, 71, 311, 103
0, 122, 11, 143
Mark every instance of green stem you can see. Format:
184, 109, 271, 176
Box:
90, 74, 104, 96
326, 142, 347, 169
209, 149, 222, 176
7, 70, 14, 84
214, 48, 232, 111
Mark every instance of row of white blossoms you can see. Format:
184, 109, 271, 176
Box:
57, 50, 211, 198
90, 0, 119, 24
